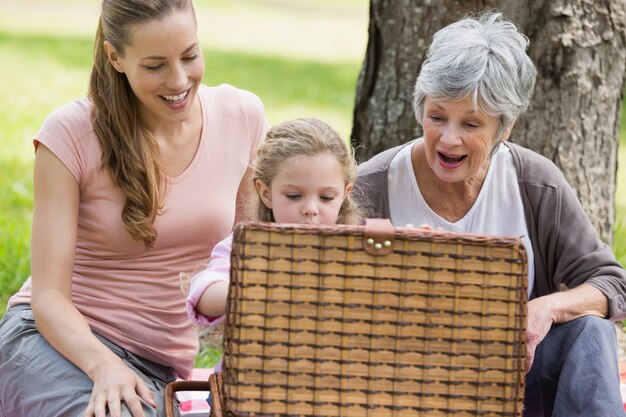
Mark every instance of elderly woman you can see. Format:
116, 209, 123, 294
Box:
356, 12, 626, 417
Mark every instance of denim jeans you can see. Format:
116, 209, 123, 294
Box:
524, 316, 625, 417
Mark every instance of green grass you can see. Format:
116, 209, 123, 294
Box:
0, 160, 32, 311
194, 0, 368, 10
203, 49, 360, 136
615, 142, 626, 267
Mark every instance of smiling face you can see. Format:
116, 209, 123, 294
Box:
255, 152, 351, 225
104, 7, 204, 131
421, 97, 510, 184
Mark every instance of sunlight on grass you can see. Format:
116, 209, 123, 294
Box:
616, 94, 626, 253
615, 121, 626, 266
0, 0, 369, 62
194, 2, 367, 62
0, 157, 32, 312
0, 32, 92, 163
0, 2, 98, 40
203, 49, 360, 138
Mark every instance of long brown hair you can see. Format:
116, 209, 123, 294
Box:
88, 0, 194, 248
252, 118, 362, 225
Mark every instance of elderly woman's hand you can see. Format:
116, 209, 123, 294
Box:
525, 296, 557, 373
524, 284, 608, 372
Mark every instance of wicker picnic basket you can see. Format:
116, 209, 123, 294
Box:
166, 219, 528, 417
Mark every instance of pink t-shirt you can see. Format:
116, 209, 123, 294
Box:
8, 84, 268, 378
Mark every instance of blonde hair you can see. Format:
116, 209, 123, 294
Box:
88, 0, 195, 248
252, 118, 361, 225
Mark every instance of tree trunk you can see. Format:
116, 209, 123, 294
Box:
351, 0, 626, 243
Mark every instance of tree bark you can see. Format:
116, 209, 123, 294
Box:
351, 0, 626, 243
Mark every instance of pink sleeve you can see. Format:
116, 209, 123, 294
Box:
34, 99, 92, 183
186, 235, 233, 327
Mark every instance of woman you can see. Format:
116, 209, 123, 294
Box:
356, 12, 626, 417
0, 1, 268, 416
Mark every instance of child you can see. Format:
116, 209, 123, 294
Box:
186, 117, 361, 328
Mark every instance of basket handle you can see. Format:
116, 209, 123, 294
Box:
164, 373, 223, 417
363, 218, 395, 255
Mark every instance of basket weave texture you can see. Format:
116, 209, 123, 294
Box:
223, 221, 528, 417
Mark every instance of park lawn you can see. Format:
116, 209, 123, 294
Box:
615, 143, 626, 264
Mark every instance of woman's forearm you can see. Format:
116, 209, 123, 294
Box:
30, 145, 121, 379
536, 283, 608, 324
525, 283, 607, 372
31, 289, 124, 380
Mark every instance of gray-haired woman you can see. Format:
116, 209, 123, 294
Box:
356, 12, 626, 416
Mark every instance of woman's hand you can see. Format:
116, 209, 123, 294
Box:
85, 358, 156, 417
524, 285, 607, 372
525, 296, 556, 373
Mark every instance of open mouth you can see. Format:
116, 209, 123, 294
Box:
438, 151, 467, 164
160, 89, 190, 104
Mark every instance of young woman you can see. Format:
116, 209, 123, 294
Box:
0, 1, 268, 416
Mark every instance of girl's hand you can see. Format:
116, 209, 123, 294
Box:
84, 359, 156, 417
404, 223, 436, 230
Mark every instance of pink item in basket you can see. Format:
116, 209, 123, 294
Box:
176, 368, 214, 416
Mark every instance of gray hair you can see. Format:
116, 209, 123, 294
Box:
413, 12, 537, 139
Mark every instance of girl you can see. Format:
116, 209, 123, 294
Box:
186, 117, 361, 328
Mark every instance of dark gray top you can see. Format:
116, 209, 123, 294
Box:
355, 139, 626, 319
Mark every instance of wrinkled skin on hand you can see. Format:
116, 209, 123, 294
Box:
525, 297, 555, 373
524, 286, 606, 373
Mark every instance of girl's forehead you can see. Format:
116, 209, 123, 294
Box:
274, 153, 343, 179
277, 152, 333, 167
